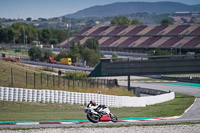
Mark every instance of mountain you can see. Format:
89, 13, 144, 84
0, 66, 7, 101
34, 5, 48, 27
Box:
64, 1, 200, 18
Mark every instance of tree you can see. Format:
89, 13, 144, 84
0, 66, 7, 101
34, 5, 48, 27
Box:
28, 46, 42, 61
0, 28, 7, 43
151, 49, 172, 56
161, 18, 173, 25
112, 52, 118, 59
41, 28, 53, 44
84, 38, 100, 52
9, 22, 39, 44
55, 51, 68, 61
42, 50, 53, 61
51, 29, 67, 43
111, 16, 130, 26
6, 28, 15, 43
50, 39, 58, 44
131, 19, 140, 25
82, 48, 100, 67
198, 20, 200, 24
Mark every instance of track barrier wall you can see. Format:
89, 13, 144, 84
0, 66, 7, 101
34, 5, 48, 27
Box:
0, 87, 175, 107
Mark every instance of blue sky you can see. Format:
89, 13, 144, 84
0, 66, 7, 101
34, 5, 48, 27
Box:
0, 0, 199, 19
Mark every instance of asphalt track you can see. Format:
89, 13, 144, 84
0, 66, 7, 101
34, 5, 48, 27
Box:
20, 60, 94, 71
0, 81, 200, 128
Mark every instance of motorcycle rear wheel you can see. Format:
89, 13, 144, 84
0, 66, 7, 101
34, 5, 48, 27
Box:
87, 113, 100, 123
110, 113, 118, 122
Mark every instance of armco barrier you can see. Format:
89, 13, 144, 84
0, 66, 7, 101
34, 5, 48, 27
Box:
0, 87, 175, 107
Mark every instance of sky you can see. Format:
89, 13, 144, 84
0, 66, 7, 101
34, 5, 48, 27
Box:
0, 0, 200, 19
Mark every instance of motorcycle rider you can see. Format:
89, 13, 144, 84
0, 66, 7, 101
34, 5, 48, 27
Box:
87, 101, 106, 113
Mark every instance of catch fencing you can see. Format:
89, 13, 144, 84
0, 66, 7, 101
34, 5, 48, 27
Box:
0, 87, 175, 107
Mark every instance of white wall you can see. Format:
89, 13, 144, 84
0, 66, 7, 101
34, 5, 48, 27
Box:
0, 87, 175, 107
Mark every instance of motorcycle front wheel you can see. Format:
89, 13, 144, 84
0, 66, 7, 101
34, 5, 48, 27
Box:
110, 113, 118, 122
87, 113, 100, 123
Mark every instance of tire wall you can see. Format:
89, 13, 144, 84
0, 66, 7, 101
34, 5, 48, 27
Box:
0, 87, 175, 107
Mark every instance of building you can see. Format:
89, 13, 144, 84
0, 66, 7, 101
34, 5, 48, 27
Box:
59, 24, 200, 54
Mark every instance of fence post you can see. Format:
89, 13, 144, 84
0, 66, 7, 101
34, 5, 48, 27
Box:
82, 79, 84, 88
34, 72, 36, 88
86, 78, 88, 88
73, 76, 75, 89
40, 73, 43, 87
89, 79, 92, 88
128, 75, 131, 91
11, 68, 14, 87
107, 79, 109, 88
58, 76, 60, 87
101, 79, 103, 88
93, 79, 95, 87
26, 71, 28, 87
97, 79, 99, 88
47, 74, 49, 87
62, 78, 65, 88
68, 75, 70, 88
53, 75, 55, 87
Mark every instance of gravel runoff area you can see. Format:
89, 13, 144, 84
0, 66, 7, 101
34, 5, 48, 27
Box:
1, 124, 200, 133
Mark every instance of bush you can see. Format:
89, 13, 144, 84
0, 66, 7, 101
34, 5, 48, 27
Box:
28, 46, 42, 61
65, 72, 88, 80
14, 49, 22, 52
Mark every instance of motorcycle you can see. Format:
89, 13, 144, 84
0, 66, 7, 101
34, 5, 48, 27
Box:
84, 104, 118, 123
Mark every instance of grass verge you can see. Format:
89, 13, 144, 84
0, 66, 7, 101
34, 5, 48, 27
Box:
0, 60, 132, 96
0, 93, 195, 121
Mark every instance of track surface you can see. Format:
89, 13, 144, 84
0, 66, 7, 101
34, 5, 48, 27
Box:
119, 81, 200, 121
0, 81, 200, 128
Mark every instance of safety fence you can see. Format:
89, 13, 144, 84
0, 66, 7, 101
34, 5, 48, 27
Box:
0, 87, 175, 107
0, 66, 116, 90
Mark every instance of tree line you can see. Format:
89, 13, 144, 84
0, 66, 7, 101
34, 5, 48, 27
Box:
111, 16, 173, 26
28, 38, 104, 67
0, 22, 68, 45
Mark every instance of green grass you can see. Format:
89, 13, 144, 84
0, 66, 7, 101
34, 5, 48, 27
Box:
0, 93, 195, 121
0, 49, 29, 59
111, 93, 195, 118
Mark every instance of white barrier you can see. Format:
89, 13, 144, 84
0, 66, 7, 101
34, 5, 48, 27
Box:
0, 87, 175, 107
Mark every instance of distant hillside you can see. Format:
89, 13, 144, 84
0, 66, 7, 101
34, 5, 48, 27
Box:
64, 1, 200, 18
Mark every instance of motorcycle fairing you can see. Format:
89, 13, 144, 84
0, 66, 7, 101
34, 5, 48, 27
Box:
100, 113, 111, 121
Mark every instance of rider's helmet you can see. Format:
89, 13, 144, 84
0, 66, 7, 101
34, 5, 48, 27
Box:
90, 100, 96, 106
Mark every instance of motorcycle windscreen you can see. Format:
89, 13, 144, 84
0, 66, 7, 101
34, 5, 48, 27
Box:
100, 114, 111, 121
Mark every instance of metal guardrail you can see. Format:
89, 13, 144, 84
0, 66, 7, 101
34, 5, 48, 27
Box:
101, 54, 200, 63
132, 87, 170, 97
